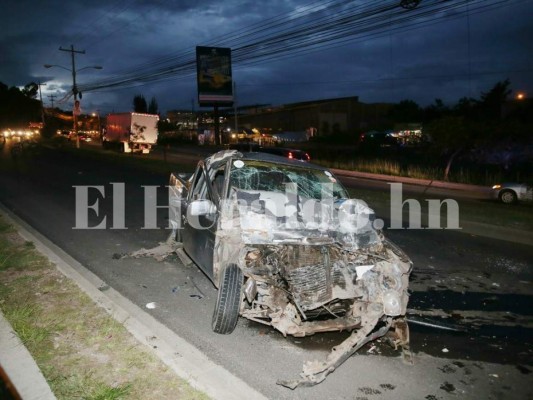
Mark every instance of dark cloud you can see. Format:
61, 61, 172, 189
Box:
1, 0, 531, 115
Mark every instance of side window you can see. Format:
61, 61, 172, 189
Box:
190, 165, 207, 200
211, 167, 226, 199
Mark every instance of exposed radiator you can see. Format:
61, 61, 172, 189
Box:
284, 246, 346, 311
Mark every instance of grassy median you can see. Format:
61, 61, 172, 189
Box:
0, 216, 209, 400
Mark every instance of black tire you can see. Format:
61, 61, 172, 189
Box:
212, 264, 243, 334
499, 189, 517, 204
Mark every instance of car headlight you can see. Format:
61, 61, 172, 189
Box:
382, 290, 402, 316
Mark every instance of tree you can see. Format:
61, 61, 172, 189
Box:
388, 99, 421, 123
133, 94, 147, 113
424, 116, 471, 180
453, 96, 476, 118
148, 97, 158, 114
478, 79, 511, 120
22, 82, 38, 98
0, 81, 40, 128
422, 98, 449, 122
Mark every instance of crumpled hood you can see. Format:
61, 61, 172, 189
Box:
220, 189, 380, 248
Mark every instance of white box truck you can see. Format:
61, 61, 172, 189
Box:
104, 112, 159, 154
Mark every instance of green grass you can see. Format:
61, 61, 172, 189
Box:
0, 239, 41, 271
0, 215, 210, 400
86, 382, 132, 400
4, 304, 51, 348
45, 373, 132, 400
314, 157, 525, 186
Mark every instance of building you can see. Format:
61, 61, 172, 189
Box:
229, 96, 393, 138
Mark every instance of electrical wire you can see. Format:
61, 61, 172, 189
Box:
72, 0, 525, 96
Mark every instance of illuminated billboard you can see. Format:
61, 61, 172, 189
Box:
196, 46, 233, 106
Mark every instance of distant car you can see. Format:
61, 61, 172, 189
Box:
58, 130, 72, 138
492, 183, 533, 204
78, 134, 92, 142
359, 131, 398, 149
229, 143, 311, 161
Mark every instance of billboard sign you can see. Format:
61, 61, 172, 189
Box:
196, 46, 233, 106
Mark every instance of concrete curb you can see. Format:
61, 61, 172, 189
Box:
0, 205, 268, 400
0, 311, 56, 400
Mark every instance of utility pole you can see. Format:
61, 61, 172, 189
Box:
214, 104, 220, 145
47, 94, 57, 108
59, 45, 86, 148
233, 81, 238, 135
37, 81, 46, 127
191, 98, 195, 130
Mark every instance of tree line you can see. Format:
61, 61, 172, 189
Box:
0, 81, 41, 128
396, 80, 531, 179
132, 94, 158, 114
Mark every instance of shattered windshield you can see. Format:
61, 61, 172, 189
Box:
229, 159, 348, 200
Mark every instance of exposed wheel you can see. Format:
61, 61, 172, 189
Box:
499, 189, 517, 204
212, 264, 243, 334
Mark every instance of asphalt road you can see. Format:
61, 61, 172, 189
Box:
0, 140, 532, 400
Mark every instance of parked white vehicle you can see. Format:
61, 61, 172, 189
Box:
492, 182, 533, 204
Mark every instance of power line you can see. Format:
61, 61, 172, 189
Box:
76, 0, 524, 95
47, 94, 57, 108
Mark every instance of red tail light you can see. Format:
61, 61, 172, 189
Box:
288, 152, 293, 159
305, 153, 310, 161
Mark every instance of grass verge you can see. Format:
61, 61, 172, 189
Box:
0, 216, 209, 400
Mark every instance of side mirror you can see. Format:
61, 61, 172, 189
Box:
188, 199, 217, 216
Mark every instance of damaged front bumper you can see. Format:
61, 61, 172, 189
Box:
212, 190, 413, 388
235, 239, 412, 388
278, 316, 412, 389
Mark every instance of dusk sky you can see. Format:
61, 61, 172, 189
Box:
1, 0, 532, 116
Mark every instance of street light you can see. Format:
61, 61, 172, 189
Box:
43, 63, 102, 148
91, 110, 101, 139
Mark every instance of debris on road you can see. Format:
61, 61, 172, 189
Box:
119, 234, 181, 262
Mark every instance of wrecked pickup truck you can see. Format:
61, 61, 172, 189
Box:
169, 150, 412, 388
